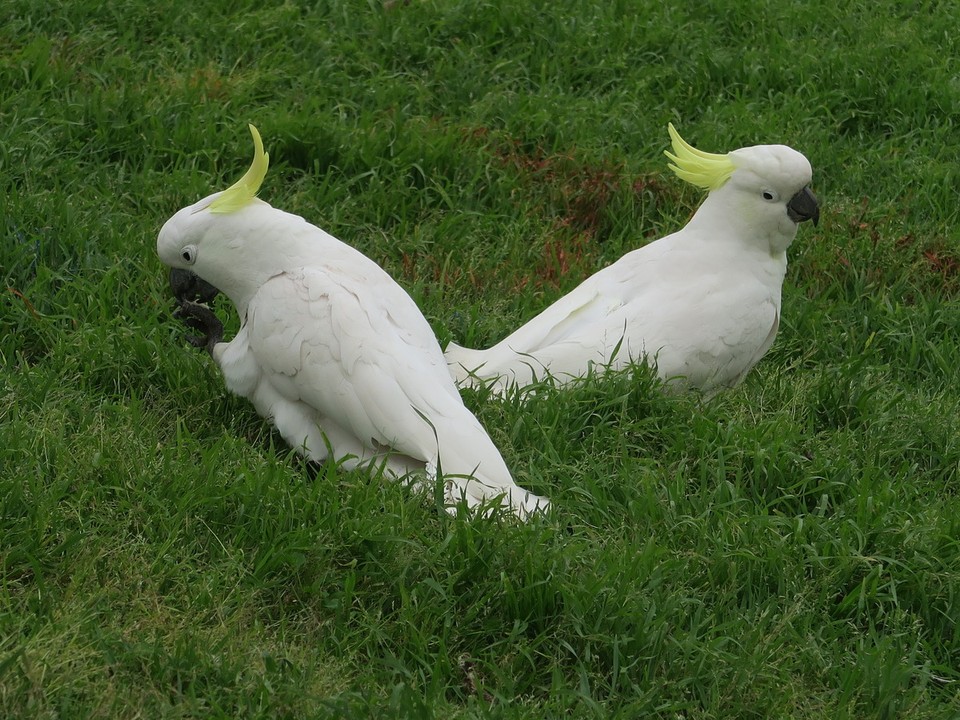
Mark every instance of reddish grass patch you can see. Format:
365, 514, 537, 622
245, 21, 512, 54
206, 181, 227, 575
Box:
466, 126, 669, 290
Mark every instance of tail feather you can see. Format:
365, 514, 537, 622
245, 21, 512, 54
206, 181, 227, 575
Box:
444, 341, 490, 387
432, 410, 549, 520
444, 475, 550, 519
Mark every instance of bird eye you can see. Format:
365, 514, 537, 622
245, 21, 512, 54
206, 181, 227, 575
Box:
762, 190, 778, 202
180, 245, 197, 264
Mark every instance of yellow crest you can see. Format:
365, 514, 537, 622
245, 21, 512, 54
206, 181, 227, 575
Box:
663, 123, 735, 191
209, 124, 270, 214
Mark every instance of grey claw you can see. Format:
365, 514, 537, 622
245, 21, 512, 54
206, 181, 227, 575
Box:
174, 300, 224, 355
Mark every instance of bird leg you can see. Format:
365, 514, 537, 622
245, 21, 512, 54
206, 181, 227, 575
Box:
173, 300, 224, 356
168, 268, 224, 355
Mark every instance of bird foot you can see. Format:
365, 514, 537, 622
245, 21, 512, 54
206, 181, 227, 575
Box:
173, 300, 224, 356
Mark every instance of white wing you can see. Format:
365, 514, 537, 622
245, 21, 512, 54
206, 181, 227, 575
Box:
446, 227, 784, 393
241, 265, 547, 516
446, 237, 678, 387
246, 267, 448, 456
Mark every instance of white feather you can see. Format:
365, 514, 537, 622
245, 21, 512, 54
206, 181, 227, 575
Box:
446, 141, 816, 396
159, 197, 548, 519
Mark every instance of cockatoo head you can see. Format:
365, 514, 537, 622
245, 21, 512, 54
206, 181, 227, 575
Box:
664, 124, 819, 254
157, 124, 281, 311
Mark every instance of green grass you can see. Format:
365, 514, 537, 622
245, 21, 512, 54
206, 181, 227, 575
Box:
3, 0, 960, 717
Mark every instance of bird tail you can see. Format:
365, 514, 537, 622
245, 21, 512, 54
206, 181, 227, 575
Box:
446, 341, 553, 397
444, 341, 490, 387
431, 412, 549, 520
443, 473, 550, 520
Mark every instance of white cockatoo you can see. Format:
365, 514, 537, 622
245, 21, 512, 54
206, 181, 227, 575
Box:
445, 124, 819, 395
158, 125, 548, 518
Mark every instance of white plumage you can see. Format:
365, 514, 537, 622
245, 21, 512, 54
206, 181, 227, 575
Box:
446, 125, 819, 395
157, 126, 547, 519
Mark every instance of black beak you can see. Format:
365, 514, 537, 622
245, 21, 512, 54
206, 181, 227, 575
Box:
169, 268, 220, 304
786, 186, 820, 227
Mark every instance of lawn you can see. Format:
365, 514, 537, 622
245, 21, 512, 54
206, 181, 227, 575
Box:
2, 0, 960, 717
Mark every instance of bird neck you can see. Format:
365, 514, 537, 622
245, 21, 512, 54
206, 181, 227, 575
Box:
688, 192, 796, 260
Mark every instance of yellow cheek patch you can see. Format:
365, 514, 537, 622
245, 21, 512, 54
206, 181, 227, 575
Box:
664, 123, 735, 191
209, 124, 270, 214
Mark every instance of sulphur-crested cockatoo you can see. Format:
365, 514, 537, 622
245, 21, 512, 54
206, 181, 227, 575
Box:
446, 124, 819, 395
158, 125, 547, 518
